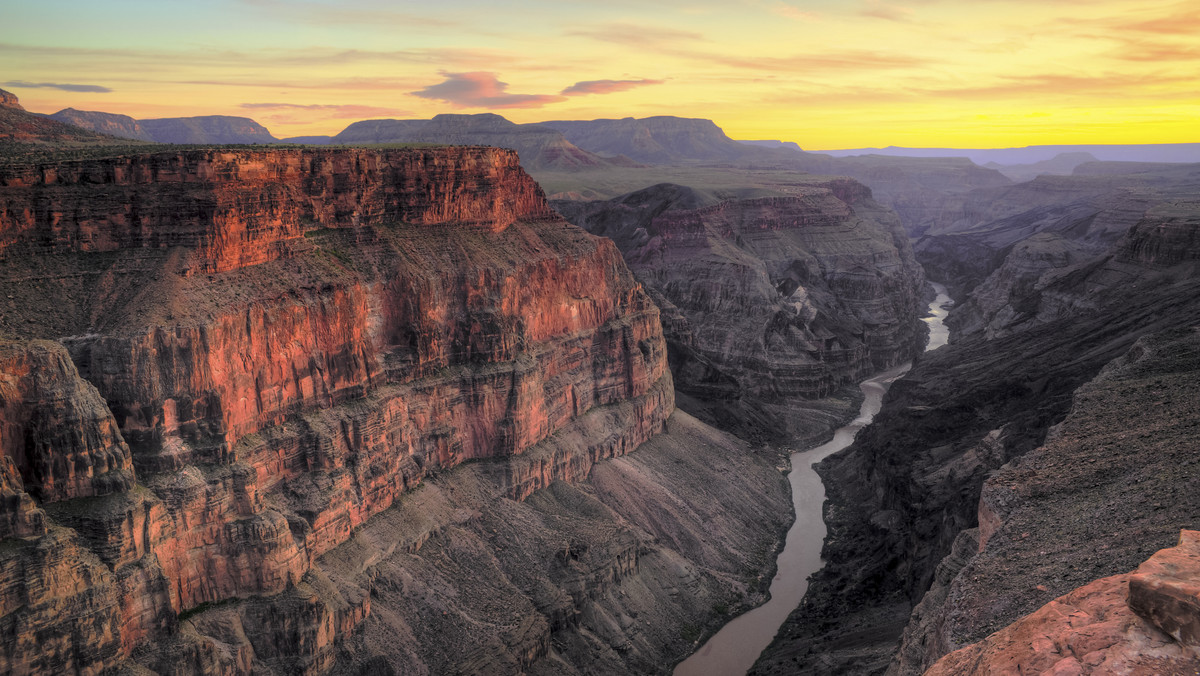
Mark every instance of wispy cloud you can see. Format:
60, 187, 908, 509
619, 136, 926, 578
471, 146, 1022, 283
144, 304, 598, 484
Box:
240, 102, 407, 118
561, 78, 665, 96
410, 71, 566, 109
861, 1, 913, 22
699, 49, 932, 72
3, 80, 111, 93
567, 22, 706, 48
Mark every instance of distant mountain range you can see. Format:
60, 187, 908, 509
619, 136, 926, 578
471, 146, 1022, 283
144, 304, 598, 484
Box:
806, 143, 1200, 165
47, 108, 277, 144
29, 97, 1199, 178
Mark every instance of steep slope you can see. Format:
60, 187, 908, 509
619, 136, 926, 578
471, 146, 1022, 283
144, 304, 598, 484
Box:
331, 114, 622, 170
752, 201, 1200, 674
137, 115, 278, 144
0, 145, 787, 675
895, 326, 1200, 674
925, 533, 1200, 675
47, 108, 155, 141
555, 178, 926, 443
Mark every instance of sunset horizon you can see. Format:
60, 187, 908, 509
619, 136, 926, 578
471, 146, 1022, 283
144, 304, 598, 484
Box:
5, 0, 1199, 150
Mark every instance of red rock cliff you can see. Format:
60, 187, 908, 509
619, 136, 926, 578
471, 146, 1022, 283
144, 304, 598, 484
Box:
0, 147, 554, 271
0, 146, 671, 674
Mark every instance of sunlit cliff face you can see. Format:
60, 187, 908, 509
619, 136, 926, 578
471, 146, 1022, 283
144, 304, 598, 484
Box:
4, 0, 1197, 149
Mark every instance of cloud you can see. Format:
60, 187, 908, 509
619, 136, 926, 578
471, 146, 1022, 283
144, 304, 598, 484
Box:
861, 2, 913, 22
240, 102, 407, 117
567, 22, 706, 48
409, 72, 566, 109
561, 78, 665, 96
2, 80, 111, 93
698, 49, 932, 72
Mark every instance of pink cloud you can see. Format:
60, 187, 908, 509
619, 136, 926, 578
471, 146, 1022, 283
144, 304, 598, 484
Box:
560, 78, 665, 96
409, 71, 566, 109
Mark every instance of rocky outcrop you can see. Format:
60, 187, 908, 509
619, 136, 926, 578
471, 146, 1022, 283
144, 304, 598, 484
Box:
0, 341, 134, 504
0, 146, 552, 269
752, 202, 1200, 674
0, 90, 22, 111
925, 570, 1200, 675
331, 114, 626, 170
1130, 530, 1200, 654
137, 116, 278, 144
0, 145, 697, 674
556, 179, 926, 442
47, 109, 154, 142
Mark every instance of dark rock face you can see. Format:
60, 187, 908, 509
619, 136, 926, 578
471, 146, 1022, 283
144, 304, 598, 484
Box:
556, 180, 927, 443
752, 201, 1200, 675
332, 114, 621, 170
137, 116, 278, 144
47, 108, 155, 141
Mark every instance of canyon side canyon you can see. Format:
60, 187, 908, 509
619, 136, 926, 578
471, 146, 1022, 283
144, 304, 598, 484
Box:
3, 88, 1200, 675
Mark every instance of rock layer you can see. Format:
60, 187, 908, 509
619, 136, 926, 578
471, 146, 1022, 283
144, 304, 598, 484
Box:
556, 179, 926, 442
0, 145, 684, 674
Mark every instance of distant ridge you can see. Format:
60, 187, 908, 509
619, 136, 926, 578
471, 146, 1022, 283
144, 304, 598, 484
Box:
812, 143, 1200, 165
48, 108, 154, 141
331, 113, 628, 170
541, 116, 780, 164
48, 109, 278, 144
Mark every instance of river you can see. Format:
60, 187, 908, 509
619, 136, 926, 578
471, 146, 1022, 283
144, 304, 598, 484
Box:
674, 282, 953, 676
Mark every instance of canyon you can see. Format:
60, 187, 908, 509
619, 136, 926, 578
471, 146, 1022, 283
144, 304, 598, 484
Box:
0, 113, 805, 673
4, 86, 1200, 675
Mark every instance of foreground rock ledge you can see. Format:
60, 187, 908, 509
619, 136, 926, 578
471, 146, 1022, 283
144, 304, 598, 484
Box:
926, 530, 1200, 675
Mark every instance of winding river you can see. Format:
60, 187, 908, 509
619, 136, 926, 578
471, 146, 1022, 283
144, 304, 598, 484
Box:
674, 282, 953, 676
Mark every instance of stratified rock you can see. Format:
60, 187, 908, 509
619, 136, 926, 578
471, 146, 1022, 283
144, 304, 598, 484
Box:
0, 144, 686, 673
137, 116, 278, 144
0, 146, 553, 271
0, 340, 134, 503
557, 178, 926, 442
1129, 530, 1200, 653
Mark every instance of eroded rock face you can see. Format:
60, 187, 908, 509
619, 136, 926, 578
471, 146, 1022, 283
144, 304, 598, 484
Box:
0, 146, 679, 674
556, 180, 926, 442
0, 340, 134, 504
0, 147, 553, 270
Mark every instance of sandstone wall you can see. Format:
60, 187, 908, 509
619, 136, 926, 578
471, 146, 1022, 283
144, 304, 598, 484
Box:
0, 147, 675, 674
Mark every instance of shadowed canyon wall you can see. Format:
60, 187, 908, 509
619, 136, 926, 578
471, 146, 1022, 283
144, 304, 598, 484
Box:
752, 195, 1200, 674
555, 179, 927, 444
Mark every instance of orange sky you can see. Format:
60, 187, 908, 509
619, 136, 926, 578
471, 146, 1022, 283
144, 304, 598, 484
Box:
4, 0, 1198, 149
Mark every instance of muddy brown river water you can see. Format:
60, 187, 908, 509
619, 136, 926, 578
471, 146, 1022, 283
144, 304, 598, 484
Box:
674, 283, 952, 676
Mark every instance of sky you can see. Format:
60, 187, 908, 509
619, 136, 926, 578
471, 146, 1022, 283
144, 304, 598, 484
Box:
3, 0, 1198, 149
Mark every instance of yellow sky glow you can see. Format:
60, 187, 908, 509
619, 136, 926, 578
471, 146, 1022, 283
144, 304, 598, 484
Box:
3, 0, 1198, 149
